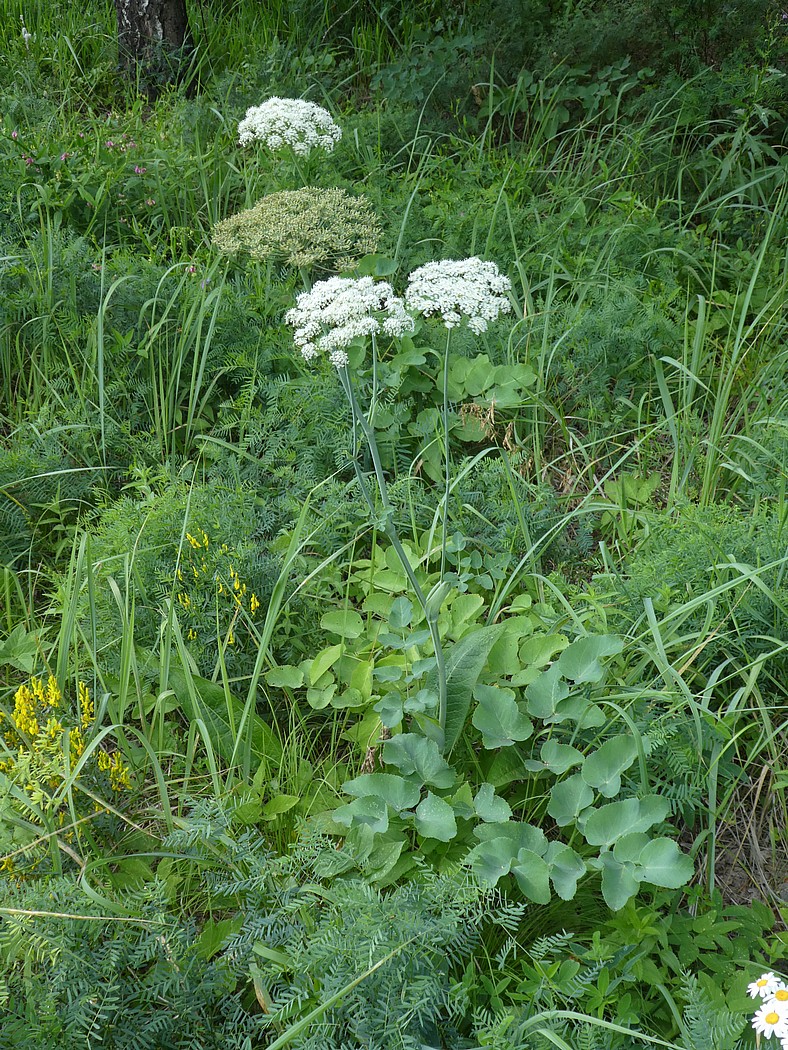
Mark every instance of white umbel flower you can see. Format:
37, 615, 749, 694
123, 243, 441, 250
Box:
750, 973, 783, 999
285, 276, 415, 368
753, 999, 788, 1039
238, 98, 342, 155
405, 257, 512, 334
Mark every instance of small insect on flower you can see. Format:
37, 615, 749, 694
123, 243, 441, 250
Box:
286, 276, 415, 369
405, 257, 513, 334
750, 973, 783, 999
237, 97, 342, 156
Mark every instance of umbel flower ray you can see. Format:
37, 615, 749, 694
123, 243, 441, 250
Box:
405, 256, 512, 333
285, 276, 415, 368
211, 188, 381, 274
238, 97, 342, 155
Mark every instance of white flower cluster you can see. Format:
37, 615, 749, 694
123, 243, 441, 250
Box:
405, 257, 512, 334
749, 972, 788, 1043
285, 276, 415, 368
238, 98, 342, 156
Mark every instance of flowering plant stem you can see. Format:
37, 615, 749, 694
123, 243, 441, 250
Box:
440, 328, 451, 582
338, 367, 449, 739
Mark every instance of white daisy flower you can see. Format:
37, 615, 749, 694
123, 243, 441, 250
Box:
238, 98, 342, 155
753, 1001, 788, 1039
285, 276, 415, 369
405, 257, 512, 334
750, 973, 783, 999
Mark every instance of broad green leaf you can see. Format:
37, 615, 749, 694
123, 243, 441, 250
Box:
233, 800, 262, 825
343, 773, 421, 811
0, 624, 40, 673
582, 795, 671, 847
451, 782, 475, 820
473, 821, 548, 856
449, 593, 485, 633
261, 795, 300, 820
320, 609, 364, 638
546, 843, 586, 901
373, 664, 403, 682
637, 838, 694, 889
472, 684, 533, 749
389, 596, 413, 629
540, 740, 584, 774
415, 792, 457, 842
333, 794, 389, 834
265, 665, 304, 689
309, 644, 343, 685
518, 634, 569, 669
547, 773, 594, 827
557, 635, 624, 684
473, 783, 513, 823
195, 916, 244, 961
600, 852, 641, 910
465, 836, 516, 886
382, 734, 456, 788
404, 688, 439, 715
612, 832, 650, 863
581, 735, 637, 797
365, 838, 406, 882
375, 693, 404, 727
306, 685, 336, 709
427, 623, 506, 754
512, 849, 551, 904
164, 660, 281, 764
551, 696, 606, 728
353, 253, 398, 277
525, 664, 569, 718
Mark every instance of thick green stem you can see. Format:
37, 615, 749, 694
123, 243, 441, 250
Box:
339, 365, 449, 736
440, 327, 452, 581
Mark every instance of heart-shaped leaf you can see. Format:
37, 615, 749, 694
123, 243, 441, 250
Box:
382, 734, 455, 788
472, 684, 533, 749
473, 783, 513, 823
415, 792, 457, 842
547, 773, 594, 827
343, 773, 421, 811
582, 735, 637, 797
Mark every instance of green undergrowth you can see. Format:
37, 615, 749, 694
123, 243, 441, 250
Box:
1, 0, 788, 1046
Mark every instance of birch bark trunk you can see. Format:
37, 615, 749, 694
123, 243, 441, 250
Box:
114, 0, 194, 99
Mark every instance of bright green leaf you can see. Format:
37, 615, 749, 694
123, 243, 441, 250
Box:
343, 773, 421, 811
637, 838, 694, 889
582, 795, 671, 847
557, 635, 623, 684
472, 684, 533, 749
473, 783, 513, 823
382, 734, 455, 788
581, 735, 637, 797
512, 849, 551, 904
547, 773, 594, 827
415, 791, 457, 842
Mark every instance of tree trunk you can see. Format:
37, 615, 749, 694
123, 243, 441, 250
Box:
114, 0, 195, 100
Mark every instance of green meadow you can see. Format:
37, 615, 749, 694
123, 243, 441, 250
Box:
0, 1, 787, 1046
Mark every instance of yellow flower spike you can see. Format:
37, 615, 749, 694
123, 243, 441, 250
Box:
186, 532, 201, 549
13, 684, 38, 738
79, 682, 93, 729
250, 593, 260, 614
227, 630, 234, 646
187, 628, 197, 640
45, 676, 62, 707
192, 565, 199, 579
177, 568, 183, 582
